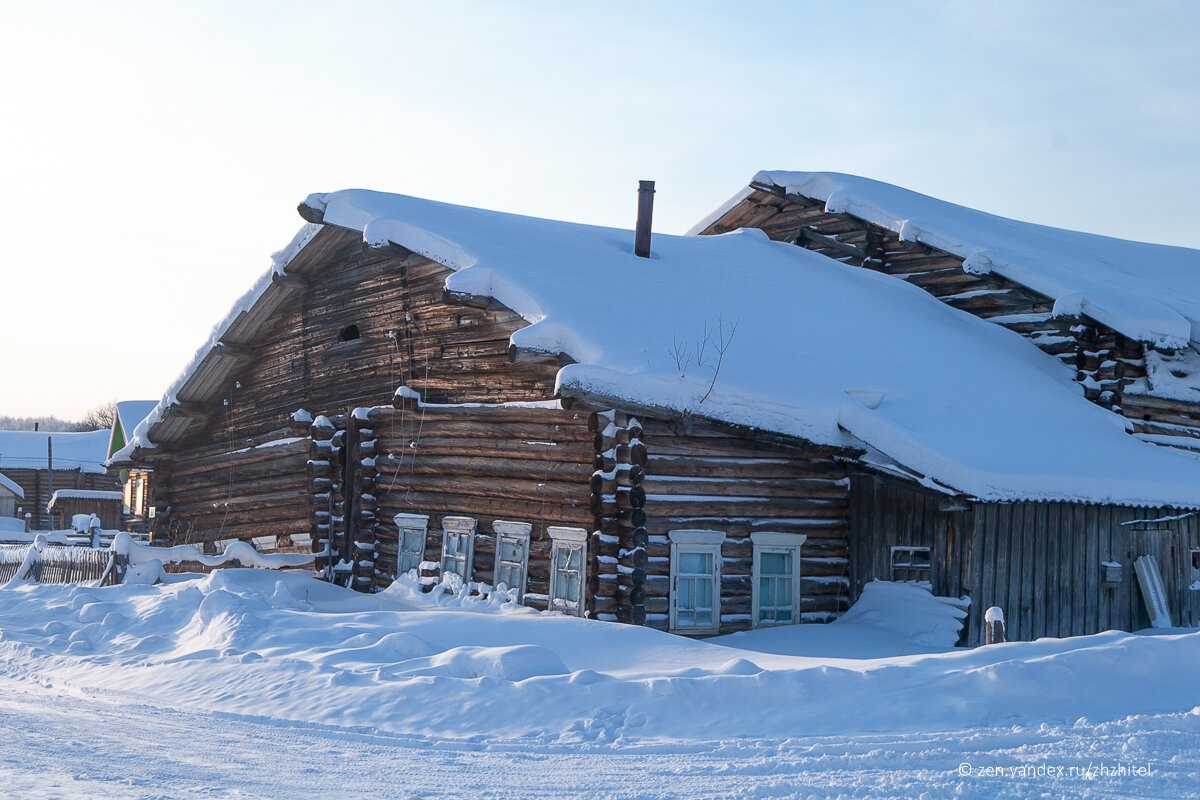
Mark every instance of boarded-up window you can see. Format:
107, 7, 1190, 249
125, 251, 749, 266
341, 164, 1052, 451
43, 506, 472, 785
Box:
891, 546, 931, 583
441, 516, 477, 582
395, 513, 430, 576
548, 526, 587, 616
493, 520, 532, 600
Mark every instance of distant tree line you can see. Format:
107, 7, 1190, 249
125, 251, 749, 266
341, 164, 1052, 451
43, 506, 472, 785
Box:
0, 400, 118, 433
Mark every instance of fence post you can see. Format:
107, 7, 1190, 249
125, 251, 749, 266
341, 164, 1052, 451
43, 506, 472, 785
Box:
985, 606, 1006, 645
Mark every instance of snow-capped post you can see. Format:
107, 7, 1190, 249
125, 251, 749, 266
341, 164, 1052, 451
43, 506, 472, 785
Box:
89, 514, 102, 549
985, 606, 1006, 645
634, 180, 655, 258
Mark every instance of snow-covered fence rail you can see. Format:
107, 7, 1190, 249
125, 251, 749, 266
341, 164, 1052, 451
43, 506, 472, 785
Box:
1, 533, 319, 588
0, 545, 29, 583
0, 539, 126, 586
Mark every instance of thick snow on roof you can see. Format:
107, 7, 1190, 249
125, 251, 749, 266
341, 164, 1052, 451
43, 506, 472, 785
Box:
296, 189, 1200, 508
0, 471, 22, 499
697, 171, 1200, 349
109, 400, 158, 458
0, 429, 111, 474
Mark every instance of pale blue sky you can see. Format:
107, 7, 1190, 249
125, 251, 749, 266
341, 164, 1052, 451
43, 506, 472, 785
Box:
2, 1, 1198, 418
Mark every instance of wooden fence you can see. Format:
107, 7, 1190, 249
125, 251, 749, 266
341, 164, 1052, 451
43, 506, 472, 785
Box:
0, 544, 126, 586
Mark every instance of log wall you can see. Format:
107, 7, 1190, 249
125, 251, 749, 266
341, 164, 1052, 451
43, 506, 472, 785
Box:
637, 417, 853, 633
150, 225, 559, 548
700, 187, 1200, 449
153, 422, 313, 547
850, 472, 1200, 646
369, 402, 595, 608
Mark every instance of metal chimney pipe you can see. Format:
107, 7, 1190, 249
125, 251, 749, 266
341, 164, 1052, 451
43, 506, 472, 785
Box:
635, 180, 655, 258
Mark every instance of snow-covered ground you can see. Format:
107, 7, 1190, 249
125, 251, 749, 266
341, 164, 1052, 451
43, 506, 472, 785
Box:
1, 571, 1198, 798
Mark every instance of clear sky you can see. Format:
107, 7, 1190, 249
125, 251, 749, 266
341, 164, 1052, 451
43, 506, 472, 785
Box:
2, 1, 1198, 419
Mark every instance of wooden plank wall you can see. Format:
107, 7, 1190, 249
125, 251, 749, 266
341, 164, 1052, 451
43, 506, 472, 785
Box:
701, 188, 1200, 448
638, 418, 852, 632
849, 472, 1200, 646
968, 503, 1200, 646
369, 403, 594, 608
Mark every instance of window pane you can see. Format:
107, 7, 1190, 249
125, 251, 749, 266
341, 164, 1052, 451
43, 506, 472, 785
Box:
556, 548, 571, 570
776, 609, 792, 622
567, 546, 582, 571
501, 540, 523, 562
566, 578, 579, 603
679, 551, 712, 575
761, 551, 790, 575
759, 577, 774, 607
695, 608, 712, 626
402, 530, 424, 553
678, 578, 693, 610
696, 579, 712, 610
778, 577, 791, 604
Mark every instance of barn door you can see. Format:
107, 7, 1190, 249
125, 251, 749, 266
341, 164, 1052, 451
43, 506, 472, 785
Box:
1129, 526, 1182, 628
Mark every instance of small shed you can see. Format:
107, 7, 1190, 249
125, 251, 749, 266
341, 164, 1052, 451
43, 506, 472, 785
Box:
46, 489, 123, 531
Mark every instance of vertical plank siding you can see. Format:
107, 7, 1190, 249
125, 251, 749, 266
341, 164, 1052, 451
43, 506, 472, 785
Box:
849, 473, 1200, 645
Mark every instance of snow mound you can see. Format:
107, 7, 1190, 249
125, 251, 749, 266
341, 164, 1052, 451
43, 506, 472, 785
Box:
834, 580, 969, 649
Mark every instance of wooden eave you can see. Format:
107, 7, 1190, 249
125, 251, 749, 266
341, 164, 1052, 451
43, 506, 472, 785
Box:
144, 224, 361, 447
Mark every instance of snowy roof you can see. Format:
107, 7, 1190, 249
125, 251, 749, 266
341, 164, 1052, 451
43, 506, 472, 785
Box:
0, 429, 111, 474
109, 400, 158, 458
123, 189, 1200, 508
692, 171, 1200, 349
0, 471, 22, 499
46, 489, 123, 511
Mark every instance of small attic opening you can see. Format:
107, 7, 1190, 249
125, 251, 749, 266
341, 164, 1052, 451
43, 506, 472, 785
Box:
338, 324, 361, 342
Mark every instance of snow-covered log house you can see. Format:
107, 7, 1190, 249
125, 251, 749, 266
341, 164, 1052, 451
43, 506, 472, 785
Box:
112, 186, 1200, 645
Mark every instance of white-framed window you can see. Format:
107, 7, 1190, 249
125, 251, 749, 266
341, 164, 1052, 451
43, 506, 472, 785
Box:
669, 530, 725, 635
441, 516, 477, 581
751, 532, 806, 627
548, 526, 588, 616
891, 546, 931, 583
394, 513, 429, 576
493, 520, 532, 600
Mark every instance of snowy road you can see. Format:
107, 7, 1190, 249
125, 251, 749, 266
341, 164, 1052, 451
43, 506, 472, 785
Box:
2, 677, 1196, 799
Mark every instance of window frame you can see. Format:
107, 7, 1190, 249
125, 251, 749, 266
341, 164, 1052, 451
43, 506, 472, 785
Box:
440, 516, 477, 582
547, 526, 588, 617
890, 545, 932, 583
492, 520, 532, 601
751, 532, 806, 628
668, 529, 726, 635
394, 512, 430, 577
